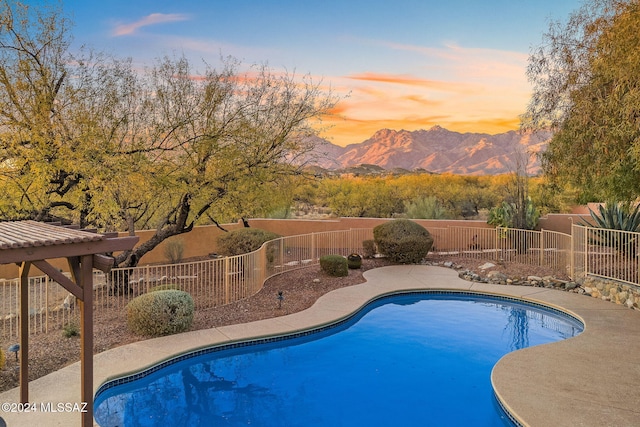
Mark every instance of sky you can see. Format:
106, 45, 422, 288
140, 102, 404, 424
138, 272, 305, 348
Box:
53, 0, 583, 146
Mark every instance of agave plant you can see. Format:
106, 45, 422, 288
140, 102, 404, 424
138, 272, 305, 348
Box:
580, 202, 640, 257
580, 202, 640, 231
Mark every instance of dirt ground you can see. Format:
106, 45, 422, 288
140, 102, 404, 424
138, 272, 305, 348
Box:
0, 256, 560, 393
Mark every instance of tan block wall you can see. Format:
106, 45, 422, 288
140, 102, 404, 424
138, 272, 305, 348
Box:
0, 215, 576, 279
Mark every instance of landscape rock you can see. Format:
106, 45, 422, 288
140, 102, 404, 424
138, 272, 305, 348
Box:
478, 262, 496, 270
487, 271, 508, 283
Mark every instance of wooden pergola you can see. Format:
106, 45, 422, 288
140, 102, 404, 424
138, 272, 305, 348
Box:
0, 221, 138, 427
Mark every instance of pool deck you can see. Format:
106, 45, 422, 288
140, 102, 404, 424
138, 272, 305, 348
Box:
1, 265, 639, 426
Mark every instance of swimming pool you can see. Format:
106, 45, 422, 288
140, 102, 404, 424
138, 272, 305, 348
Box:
94, 292, 583, 426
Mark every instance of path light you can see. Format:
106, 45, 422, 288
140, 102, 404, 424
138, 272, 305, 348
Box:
277, 291, 285, 309
8, 344, 19, 361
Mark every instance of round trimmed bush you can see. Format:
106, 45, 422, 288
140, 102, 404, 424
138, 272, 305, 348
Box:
217, 228, 281, 256
347, 253, 362, 269
373, 219, 433, 264
126, 290, 194, 337
320, 254, 348, 277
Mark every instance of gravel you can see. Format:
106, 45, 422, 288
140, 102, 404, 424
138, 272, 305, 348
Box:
0, 256, 562, 393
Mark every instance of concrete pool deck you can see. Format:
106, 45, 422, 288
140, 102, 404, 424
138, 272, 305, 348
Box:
1, 265, 639, 426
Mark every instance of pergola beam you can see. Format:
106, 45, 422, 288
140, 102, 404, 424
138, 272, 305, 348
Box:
32, 260, 84, 300
0, 221, 139, 427
0, 236, 139, 265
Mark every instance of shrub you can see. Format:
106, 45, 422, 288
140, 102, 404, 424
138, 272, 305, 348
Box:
403, 196, 453, 219
373, 219, 433, 264
347, 253, 362, 269
126, 290, 194, 337
362, 239, 376, 258
217, 228, 281, 256
62, 322, 80, 338
164, 238, 184, 264
0, 348, 4, 370
320, 255, 348, 277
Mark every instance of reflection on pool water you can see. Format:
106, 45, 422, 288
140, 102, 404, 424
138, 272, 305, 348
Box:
95, 292, 583, 427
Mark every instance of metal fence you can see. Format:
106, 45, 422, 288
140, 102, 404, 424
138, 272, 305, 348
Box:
572, 224, 639, 285
428, 226, 572, 277
0, 228, 373, 340
2, 223, 640, 340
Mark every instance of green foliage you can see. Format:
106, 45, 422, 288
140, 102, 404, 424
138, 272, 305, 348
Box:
301, 173, 560, 220
163, 238, 184, 264
362, 240, 377, 258
373, 219, 434, 264
127, 290, 194, 337
580, 202, 640, 232
0, 2, 337, 267
217, 228, 282, 256
62, 322, 80, 338
488, 197, 540, 230
347, 253, 362, 269
580, 202, 640, 257
267, 206, 292, 219
403, 196, 453, 219
0, 348, 5, 370
487, 202, 513, 228
319, 255, 348, 277
318, 177, 403, 218
526, 0, 640, 201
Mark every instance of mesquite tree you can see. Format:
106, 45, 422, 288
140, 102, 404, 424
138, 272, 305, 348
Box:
523, 0, 640, 202
0, 1, 338, 268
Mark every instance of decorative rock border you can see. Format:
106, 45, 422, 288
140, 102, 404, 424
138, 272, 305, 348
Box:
424, 260, 640, 310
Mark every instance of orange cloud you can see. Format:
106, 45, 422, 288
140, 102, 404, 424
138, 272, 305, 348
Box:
347, 72, 475, 94
113, 13, 190, 36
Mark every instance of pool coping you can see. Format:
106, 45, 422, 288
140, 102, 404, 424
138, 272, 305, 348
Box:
1, 265, 639, 426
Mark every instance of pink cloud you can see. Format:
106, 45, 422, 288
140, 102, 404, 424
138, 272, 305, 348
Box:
112, 13, 190, 36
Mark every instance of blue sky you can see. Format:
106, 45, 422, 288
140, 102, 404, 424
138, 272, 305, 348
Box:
53, 0, 582, 145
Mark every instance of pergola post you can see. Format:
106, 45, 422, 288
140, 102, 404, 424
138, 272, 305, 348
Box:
0, 221, 138, 427
80, 255, 94, 427
18, 262, 30, 403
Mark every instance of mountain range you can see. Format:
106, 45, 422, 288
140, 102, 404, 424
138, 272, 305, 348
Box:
307, 126, 552, 175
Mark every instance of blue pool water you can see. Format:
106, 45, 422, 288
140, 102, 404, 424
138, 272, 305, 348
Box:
94, 292, 583, 427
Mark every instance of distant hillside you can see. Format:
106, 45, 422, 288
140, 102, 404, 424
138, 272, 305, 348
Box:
306, 126, 551, 175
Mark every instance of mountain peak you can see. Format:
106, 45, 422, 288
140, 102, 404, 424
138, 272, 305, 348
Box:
306, 127, 552, 175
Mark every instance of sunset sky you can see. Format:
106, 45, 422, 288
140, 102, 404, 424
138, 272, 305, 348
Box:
59, 0, 583, 146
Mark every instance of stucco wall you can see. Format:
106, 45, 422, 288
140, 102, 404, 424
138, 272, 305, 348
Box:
0, 215, 576, 279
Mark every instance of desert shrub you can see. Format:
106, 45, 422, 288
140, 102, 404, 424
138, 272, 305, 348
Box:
127, 290, 194, 337
0, 348, 5, 370
373, 219, 433, 264
164, 238, 185, 264
403, 196, 453, 219
62, 322, 80, 338
320, 255, 348, 277
347, 253, 362, 269
362, 239, 376, 258
217, 228, 282, 256
149, 283, 180, 292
